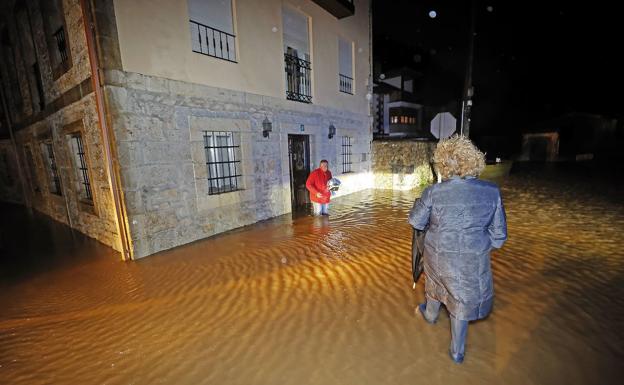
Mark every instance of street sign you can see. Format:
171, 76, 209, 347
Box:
430, 112, 456, 139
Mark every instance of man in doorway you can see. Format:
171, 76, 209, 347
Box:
306, 160, 332, 216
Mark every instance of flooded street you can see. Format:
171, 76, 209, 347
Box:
1, 165, 623, 385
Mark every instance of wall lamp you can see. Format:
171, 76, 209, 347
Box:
262, 116, 272, 138
328, 124, 336, 139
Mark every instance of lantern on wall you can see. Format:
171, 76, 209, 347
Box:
328, 124, 336, 139
262, 116, 272, 138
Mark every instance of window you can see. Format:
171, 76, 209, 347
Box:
42, 141, 62, 195
24, 145, 40, 193
70, 134, 93, 202
188, 0, 236, 62
283, 7, 312, 103
15, 1, 45, 111
39, 0, 72, 77
392, 115, 416, 125
203, 131, 242, 195
341, 136, 352, 174
32, 63, 45, 111
338, 38, 353, 94
1, 28, 23, 112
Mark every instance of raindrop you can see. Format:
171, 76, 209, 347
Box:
281, 257, 287, 264
428, 10, 437, 18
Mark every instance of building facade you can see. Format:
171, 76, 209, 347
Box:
373, 67, 427, 138
0, 0, 373, 259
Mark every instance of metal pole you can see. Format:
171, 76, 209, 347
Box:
79, 0, 132, 260
462, 0, 476, 138
460, 100, 465, 136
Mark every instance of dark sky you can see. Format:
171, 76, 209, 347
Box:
373, 0, 623, 137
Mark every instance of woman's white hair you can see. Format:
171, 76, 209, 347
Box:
433, 135, 486, 179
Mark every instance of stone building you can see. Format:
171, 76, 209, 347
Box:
0, 0, 373, 259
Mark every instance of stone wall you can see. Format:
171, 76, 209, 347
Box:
104, 70, 372, 258
0, 141, 24, 204
0, 0, 121, 251
371, 140, 436, 190
13, 94, 122, 251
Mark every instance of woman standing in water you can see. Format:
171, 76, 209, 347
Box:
408, 136, 507, 363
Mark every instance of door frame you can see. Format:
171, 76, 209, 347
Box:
287, 134, 310, 211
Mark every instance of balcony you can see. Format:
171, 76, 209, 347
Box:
190, 20, 237, 63
311, 0, 355, 19
339, 74, 353, 94
285, 53, 312, 103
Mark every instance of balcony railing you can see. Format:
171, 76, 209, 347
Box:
339, 74, 353, 94
53, 27, 69, 65
190, 20, 237, 62
284, 53, 312, 103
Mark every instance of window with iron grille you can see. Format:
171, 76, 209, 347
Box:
203, 131, 242, 195
338, 38, 353, 94
53, 27, 69, 65
24, 145, 40, 192
188, 0, 237, 62
70, 134, 93, 202
283, 7, 312, 103
43, 142, 62, 195
40, 0, 72, 77
342, 136, 352, 174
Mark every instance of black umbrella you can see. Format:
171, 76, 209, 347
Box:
412, 228, 426, 284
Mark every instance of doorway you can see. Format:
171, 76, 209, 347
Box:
288, 134, 310, 212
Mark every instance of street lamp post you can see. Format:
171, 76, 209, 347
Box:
461, 0, 477, 138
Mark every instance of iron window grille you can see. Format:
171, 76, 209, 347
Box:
53, 26, 69, 65
190, 20, 237, 62
339, 74, 353, 94
44, 142, 62, 195
72, 134, 93, 202
342, 136, 352, 173
24, 146, 40, 192
203, 131, 242, 195
284, 53, 312, 103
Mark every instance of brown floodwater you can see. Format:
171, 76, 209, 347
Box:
1, 164, 623, 385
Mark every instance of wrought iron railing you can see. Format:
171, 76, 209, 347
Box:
73, 135, 93, 202
190, 20, 237, 62
339, 74, 353, 94
45, 142, 62, 195
284, 53, 312, 103
53, 27, 69, 64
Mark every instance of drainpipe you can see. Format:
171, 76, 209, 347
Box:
79, 0, 132, 260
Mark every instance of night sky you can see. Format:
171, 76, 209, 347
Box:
373, 0, 622, 138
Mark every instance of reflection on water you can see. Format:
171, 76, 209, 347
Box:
1, 165, 623, 385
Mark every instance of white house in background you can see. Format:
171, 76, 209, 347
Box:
373, 67, 427, 138
0, 0, 373, 259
